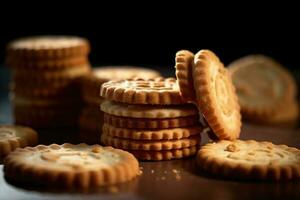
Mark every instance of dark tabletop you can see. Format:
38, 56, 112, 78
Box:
0, 67, 300, 200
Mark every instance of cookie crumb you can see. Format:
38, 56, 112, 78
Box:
151, 169, 155, 174
161, 176, 166, 180
226, 144, 239, 152
172, 169, 179, 174
175, 174, 181, 181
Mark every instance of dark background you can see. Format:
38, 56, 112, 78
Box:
0, 31, 299, 72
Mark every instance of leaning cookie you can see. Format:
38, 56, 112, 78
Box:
0, 125, 38, 160
193, 50, 241, 140
4, 143, 139, 188
175, 50, 196, 101
197, 140, 300, 181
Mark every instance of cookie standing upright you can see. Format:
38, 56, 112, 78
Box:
78, 66, 161, 144
7, 36, 91, 128
100, 78, 202, 161
4, 143, 139, 188
229, 55, 298, 126
175, 49, 241, 140
0, 125, 38, 160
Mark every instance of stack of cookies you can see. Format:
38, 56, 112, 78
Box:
6, 36, 91, 128
79, 66, 161, 143
228, 55, 299, 127
100, 78, 202, 161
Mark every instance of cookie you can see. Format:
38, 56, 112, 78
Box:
80, 66, 161, 105
100, 78, 185, 105
4, 143, 139, 188
104, 113, 199, 129
193, 50, 241, 140
197, 140, 300, 180
79, 106, 104, 133
6, 36, 90, 60
0, 125, 38, 159
101, 100, 198, 119
7, 56, 89, 70
129, 146, 198, 161
228, 55, 297, 120
12, 65, 91, 84
102, 123, 202, 140
101, 133, 200, 151
14, 107, 80, 128
253, 100, 299, 127
175, 50, 196, 101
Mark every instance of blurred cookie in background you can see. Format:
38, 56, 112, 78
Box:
6, 36, 91, 129
78, 66, 161, 144
229, 55, 298, 127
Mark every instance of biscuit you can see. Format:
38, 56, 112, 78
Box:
100, 78, 185, 105
7, 56, 89, 70
0, 125, 38, 159
101, 133, 200, 151
197, 140, 300, 180
128, 146, 198, 161
80, 67, 161, 105
193, 50, 241, 140
6, 36, 90, 60
104, 113, 199, 129
4, 143, 139, 188
175, 50, 196, 101
101, 100, 198, 119
102, 123, 202, 140
12, 65, 91, 84
228, 55, 297, 120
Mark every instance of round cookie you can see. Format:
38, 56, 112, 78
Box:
197, 140, 300, 181
100, 78, 185, 105
6, 36, 90, 60
129, 146, 198, 161
193, 50, 241, 140
80, 66, 161, 105
101, 133, 200, 151
0, 125, 38, 159
103, 113, 200, 129
228, 55, 297, 120
4, 143, 139, 188
101, 100, 198, 119
175, 50, 196, 101
102, 123, 202, 140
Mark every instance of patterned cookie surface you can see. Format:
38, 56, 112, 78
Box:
100, 78, 185, 105
193, 50, 241, 140
229, 55, 297, 119
4, 143, 139, 188
197, 140, 300, 180
0, 125, 38, 158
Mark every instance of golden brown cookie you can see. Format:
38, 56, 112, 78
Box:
79, 106, 104, 133
100, 78, 185, 105
101, 133, 200, 151
253, 100, 299, 127
103, 113, 199, 129
0, 125, 38, 159
80, 67, 161, 105
4, 143, 139, 188
6, 36, 90, 60
7, 56, 89, 70
228, 55, 297, 120
175, 50, 196, 101
101, 100, 198, 119
193, 50, 241, 140
129, 146, 198, 161
102, 123, 202, 140
197, 140, 300, 180
12, 65, 91, 84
